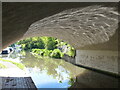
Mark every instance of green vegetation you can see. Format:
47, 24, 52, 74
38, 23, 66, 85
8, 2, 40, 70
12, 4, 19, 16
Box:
50, 49, 64, 58
68, 78, 76, 87
32, 49, 64, 58
0, 58, 25, 70
32, 49, 52, 57
66, 45, 75, 57
15, 36, 75, 59
0, 63, 6, 68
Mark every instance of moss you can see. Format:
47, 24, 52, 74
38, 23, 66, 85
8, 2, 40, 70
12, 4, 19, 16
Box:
0, 58, 25, 70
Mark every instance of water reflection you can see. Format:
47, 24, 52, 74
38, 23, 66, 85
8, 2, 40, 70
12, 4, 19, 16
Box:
1, 50, 118, 88
19, 52, 83, 88
1, 51, 85, 88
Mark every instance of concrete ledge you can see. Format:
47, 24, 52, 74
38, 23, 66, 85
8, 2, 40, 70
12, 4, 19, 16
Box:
62, 53, 119, 78
74, 64, 120, 78
76, 50, 118, 75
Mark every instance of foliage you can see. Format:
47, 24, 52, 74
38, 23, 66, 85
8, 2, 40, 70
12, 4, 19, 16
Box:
15, 36, 75, 58
46, 37, 57, 50
32, 49, 52, 57
17, 37, 45, 50
41, 37, 57, 50
32, 49, 63, 59
20, 50, 26, 56
50, 49, 63, 58
68, 78, 76, 87
0, 58, 25, 70
66, 45, 75, 57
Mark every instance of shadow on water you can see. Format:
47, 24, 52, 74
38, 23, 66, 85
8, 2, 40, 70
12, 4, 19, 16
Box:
70, 69, 118, 88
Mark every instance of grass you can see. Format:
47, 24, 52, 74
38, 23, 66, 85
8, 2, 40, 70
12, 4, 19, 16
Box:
0, 58, 25, 70
0, 63, 6, 68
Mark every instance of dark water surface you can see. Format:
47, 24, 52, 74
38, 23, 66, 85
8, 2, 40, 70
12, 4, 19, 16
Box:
0, 50, 119, 88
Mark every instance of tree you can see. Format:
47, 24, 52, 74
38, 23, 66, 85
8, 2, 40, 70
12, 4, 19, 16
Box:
46, 37, 57, 50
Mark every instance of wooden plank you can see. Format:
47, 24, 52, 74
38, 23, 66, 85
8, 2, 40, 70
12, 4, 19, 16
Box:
9, 77, 14, 89
21, 77, 25, 88
5, 77, 10, 89
8, 77, 11, 89
1, 77, 37, 89
25, 77, 31, 88
16, 77, 20, 88
2, 77, 5, 88
26, 77, 36, 89
16, 77, 22, 90
22, 77, 28, 89
3, 77, 11, 90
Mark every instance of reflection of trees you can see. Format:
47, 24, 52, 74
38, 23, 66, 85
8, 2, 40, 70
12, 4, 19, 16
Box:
9, 51, 19, 59
21, 53, 66, 79
68, 78, 76, 88
11, 51, 78, 85
9, 51, 23, 59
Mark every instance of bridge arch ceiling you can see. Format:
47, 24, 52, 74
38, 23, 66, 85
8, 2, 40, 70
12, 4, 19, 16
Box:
23, 5, 119, 50
2, 2, 119, 50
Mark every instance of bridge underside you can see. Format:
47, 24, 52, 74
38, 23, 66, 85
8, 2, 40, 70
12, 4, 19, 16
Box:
1, 2, 120, 76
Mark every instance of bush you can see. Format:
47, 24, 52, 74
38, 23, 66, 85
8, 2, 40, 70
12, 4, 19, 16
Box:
66, 45, 75, 57
16, 36, 76, 58
32, 49, 44, 56
17, 37, 45, 50
32, 49, 52, 57
43, 50, 53, 57
32, 49, 64, 59
50, 49, 63, 59
46, 37, 57, 50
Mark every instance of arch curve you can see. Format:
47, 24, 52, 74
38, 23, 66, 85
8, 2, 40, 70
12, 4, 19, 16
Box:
2, 3, 119, 50
23, 5, 119, 49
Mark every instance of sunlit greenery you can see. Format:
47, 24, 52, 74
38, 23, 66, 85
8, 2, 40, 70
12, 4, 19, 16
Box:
50, 49, 64, 58
0, 58, 25, 70
32, 49, 64, 58
66, 45, 75, 57
0, 63, 6, 68
15, 36, 75, 58
6, 37, 78, 87
32, 49, 52, 57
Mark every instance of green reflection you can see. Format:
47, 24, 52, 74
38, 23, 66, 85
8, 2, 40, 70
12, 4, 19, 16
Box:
18, 51, 79, 85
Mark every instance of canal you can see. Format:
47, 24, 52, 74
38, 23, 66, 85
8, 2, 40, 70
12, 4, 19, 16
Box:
0, 50, 119, 88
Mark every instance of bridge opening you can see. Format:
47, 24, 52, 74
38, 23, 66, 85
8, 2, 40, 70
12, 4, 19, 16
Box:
0, 36, 82, 88
0, 34, 119, 88
1, 2, 119, 88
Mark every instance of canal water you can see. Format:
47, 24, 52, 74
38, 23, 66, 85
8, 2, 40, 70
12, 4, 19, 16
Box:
0, 50, 119, 88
